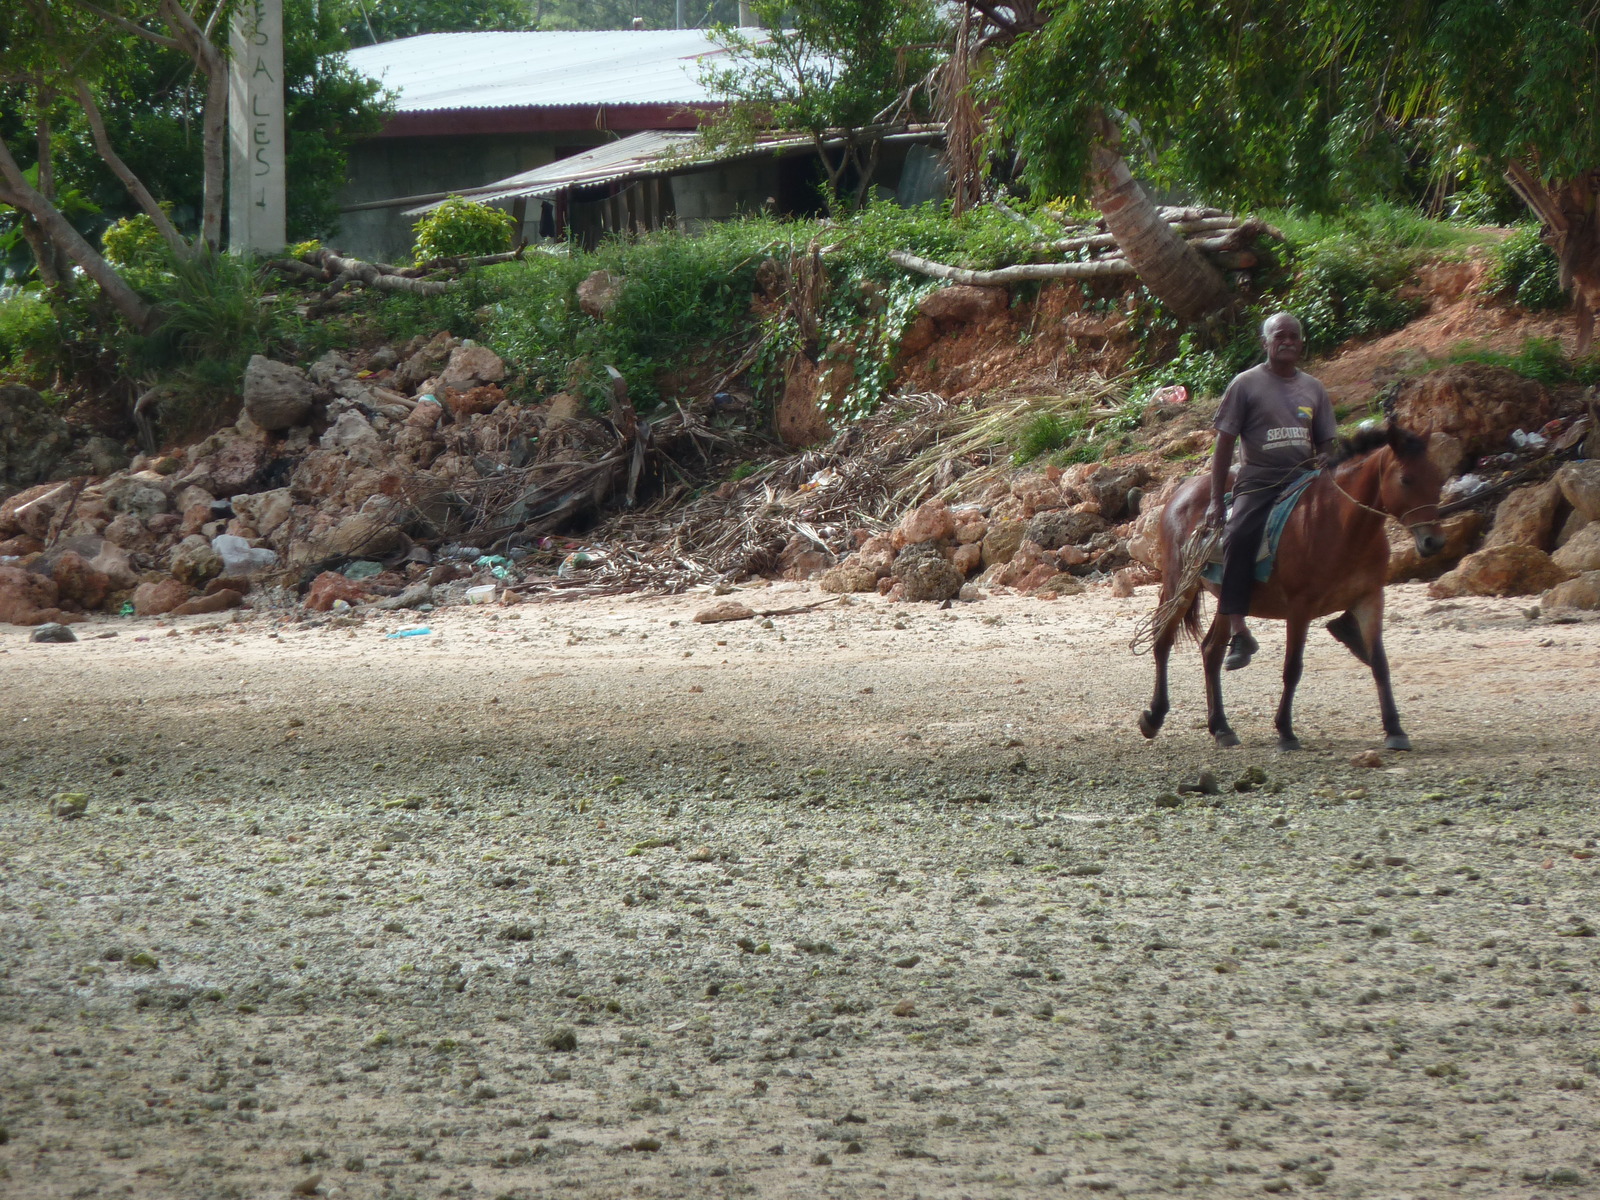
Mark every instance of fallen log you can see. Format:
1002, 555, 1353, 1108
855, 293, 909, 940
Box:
889, 249, 1137, 282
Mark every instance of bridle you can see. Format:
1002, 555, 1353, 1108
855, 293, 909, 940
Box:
1325, 461, 1440, 530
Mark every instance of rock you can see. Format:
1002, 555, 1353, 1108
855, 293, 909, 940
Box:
132, 578, 191, 616
308, 350, 354, 385
312, 507, 405, 561
1111, 568, 1137, 597
242, 355, 315, 430
60, 435, 132, 479
321, 410, 380, 451
1392, 364, 1552, 460
820, 561, 883, 593
693, 600, 756, 624
898, 314, 938, 357
30, 622, 77, 643
437, 344, 506, 390
778, 534, 832, 580
103, 473, 172, 521
211, 534, 278, 575
177, 501, 213, 538
1084, 464, 1150, 521
305, 571, 373, 611
0, 534, 43, 556
0, 384, 73, 490
895, 499, 957, 547
442, 383, 504, 417
981, 518, 1028, 567
1351, 750, 1384, 768
229, 488, 294, 539
0, 481, 74, 540
1025, 508, 1107, 551
171, 589, 243, 616
1485, 480, 1563, 551
1556, 460, 1600, 521
102, 512, 150, 550
952, 542, 983, 576
1028, 572, 1085, 597
49, 551, 111, 611
1542, 570, 1600, 610
891, 543, 963, 602
1428, 544, 1574, 598
182, 437, 268, 498
404, 399, 444, 429
776, 355, 832, 448
1426, 432, 1466, 477
394, 331, 458, 392
917, 285, 1007, 327
0, 564, 66, 625
49, 791, 88, 819
577, 270, 623, 319
1554, 506, 1592, 550
1386, 511, 1482, 582
1552, 523, 1600, 573
168, 536, 224, 586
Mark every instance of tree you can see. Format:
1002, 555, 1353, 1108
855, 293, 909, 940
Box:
699, 0, 948, 212
0, 0, 388, 332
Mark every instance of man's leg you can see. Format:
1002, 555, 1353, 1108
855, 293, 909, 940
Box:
1218, 490, 1275, 670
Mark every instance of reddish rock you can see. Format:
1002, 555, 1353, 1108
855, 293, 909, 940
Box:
1552, 524, 1600, 573
1030, 572, 1086, 597
1428, 544, 1574, 598
49, 551, 111, 611
0, 481, 74, 540
777, 533, 832, 580
776, 356, 832, 448
1391, 364, 1552, 460
305, 571, 374, 611
0, 565, 63, 625
443, 384, 504, 417
171, 589, 243, 616
952, 542, 983, 576
898, 314, 938, 357
1542, 570, 1600, 610
185, 438, 267, 498
0, 534, 44, 556
146, 512, 181, 538
206, 575, 253, 596
820, 560, 883, 593
1556, 460, 1600, 521
438, 344, 507, 390
894, 500, 957, 548
918, 284, 1008, 327
133, 578, 191, 616
102, 512, 150, 550
1484, 480, 1562, 551
178, 502, 214, 538
981, 519, 1028, 568
692, 600, 756, 624
405, 399, 444, 429
577, 270, 622, 319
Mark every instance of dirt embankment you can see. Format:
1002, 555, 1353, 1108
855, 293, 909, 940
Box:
1, 584, 1598, 1200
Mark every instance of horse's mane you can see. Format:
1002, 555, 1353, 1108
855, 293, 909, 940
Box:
1328, 423, 1427, 466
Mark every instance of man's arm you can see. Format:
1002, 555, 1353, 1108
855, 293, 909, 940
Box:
1206, 431, 1237, 527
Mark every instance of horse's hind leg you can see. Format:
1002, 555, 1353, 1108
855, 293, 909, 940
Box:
1274, 614, 1310, 752
1352, 594, 1410, 750
1325, 611, 1372, 665
1200, 609, 1240, 747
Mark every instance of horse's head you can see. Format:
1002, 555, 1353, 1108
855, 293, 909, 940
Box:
1376, 425, 1446, 557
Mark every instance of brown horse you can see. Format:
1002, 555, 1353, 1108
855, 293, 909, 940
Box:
1139, 423, 1446, 752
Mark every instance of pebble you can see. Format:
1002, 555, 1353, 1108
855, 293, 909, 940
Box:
30, 623, 77, 643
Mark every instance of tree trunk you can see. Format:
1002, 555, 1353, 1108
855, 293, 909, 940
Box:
0, 134, 159, 334
1087, 109, 1234, 322
1504, 160, 1600, 355
75, 80, 193, 259
159, 0, 228, 252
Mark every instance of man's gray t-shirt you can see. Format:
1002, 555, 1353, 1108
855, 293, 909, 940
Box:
1214, 363, 1336, 488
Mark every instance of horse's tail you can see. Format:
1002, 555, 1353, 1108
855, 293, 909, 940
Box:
1132, 524, 1216, 653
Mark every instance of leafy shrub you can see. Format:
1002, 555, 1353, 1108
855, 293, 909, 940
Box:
0, 292, 58, 376
101, 212, 175, 273
412, 196, 517, 262
1446, 337, 1600, 386
1486, 225, 1566, 311
1013, 410, 1073, 463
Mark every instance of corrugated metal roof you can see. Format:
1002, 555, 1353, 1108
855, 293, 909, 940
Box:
345, 31, 758, 113
402, 127, 945, 213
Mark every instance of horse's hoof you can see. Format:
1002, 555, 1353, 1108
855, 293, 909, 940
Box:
1276, 735, 1303, 753
1213, 730, 1241, 748
1138, 710, 1161, 739
1384, 733, 1412, 752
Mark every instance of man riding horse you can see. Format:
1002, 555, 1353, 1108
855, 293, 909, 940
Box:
1206, 312, 1337, 671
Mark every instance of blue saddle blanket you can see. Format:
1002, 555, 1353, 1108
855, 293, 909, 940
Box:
1201, 469, 1320, 586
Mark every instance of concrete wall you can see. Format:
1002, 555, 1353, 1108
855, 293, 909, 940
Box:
335, 133, 598, 263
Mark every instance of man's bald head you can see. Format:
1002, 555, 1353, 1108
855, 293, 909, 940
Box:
1260, 312, 1303, 341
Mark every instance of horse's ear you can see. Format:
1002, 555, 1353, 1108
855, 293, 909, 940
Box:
1386, 422, 1426, 457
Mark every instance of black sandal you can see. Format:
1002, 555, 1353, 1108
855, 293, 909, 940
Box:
1223, 630, 1259, 671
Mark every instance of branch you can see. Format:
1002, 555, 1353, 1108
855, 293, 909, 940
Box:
72, 79, 192, 257
889, 249, 1137, 282
65, 0, 182, 48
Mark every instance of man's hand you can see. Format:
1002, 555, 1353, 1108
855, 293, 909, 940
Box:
1204, 498, 1226, 530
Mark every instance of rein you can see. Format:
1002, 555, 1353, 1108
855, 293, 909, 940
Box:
1325, 460, 1437, 528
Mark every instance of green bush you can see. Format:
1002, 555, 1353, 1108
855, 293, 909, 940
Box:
1486, 225, 1566, 311
101, 212, 175, 273
412, 196, 517, 262
0, 291, 58, 376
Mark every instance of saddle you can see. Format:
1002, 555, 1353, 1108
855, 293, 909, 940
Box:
1201, 468, 1320, 585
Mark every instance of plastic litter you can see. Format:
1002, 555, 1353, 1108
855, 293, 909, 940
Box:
465, 584, 497, 604
440, 543, 482, 561
1509, 428, 1548, 451
475, 554, 513, 579
385, 626, 432, 639
1442, 473, 1488, 501
557, 550, 600, 578
1151, 384, 1190, 405
211, 534, 277, 574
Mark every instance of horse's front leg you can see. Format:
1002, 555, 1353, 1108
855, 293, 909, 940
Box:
1274, 614, 1310, 752
1349, 593, 1410, 750
1139, 627, 1173, 738
1200, 609, 1239, 747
